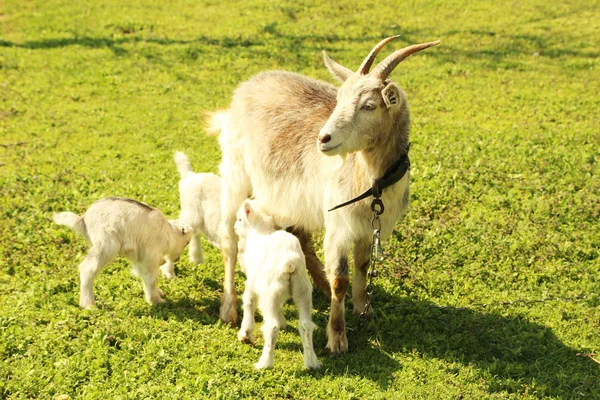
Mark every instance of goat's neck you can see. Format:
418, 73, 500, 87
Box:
354, 113, 409, 183
355, 140, 407, 183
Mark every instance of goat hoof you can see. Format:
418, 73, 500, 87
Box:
352, 302, 373, 316
326, 331, 348, 355
159, 264, 176, 279
149, 296, 165, 305
237, 330, 254, 343
79, 302, 96, 310
303, 352, 321, 370
254, 360, 273, 370
162, 271, 175, 279
219, 295, 238, 326
190, 255, 204, 265
304, 360, 321, 370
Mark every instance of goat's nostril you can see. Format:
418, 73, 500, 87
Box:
320, 134, 331, 144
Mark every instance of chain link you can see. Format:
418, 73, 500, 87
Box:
356, 201, 385, 329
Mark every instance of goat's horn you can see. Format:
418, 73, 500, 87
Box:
357, 35, 401, 75
371, 40, 441, 81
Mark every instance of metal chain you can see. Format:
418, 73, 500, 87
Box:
356, 198, 385, 329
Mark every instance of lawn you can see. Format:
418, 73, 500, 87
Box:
1, 0, 599, 398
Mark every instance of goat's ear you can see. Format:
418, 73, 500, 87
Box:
381, 82, 403, 109
323, 51, 353, 83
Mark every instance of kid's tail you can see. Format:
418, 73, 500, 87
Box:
52, 211, 88, 240
174, 151, 194, 178
281, 251, 303, 274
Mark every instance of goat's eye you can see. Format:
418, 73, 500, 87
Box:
362, 103, 376, 111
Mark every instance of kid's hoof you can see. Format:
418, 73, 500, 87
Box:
161, 270, 175, 279
190, 255, 204, 265
303, 353, 321, 370
79, 298, 95, 309
237, 330, 254, 343
254, 361, 273, 370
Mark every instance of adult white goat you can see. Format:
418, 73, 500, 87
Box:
209, 36, 440, 354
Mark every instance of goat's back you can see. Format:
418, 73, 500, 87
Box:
243, 228, 305, 299
84, 197, 172, 257
216, 71, 341, 231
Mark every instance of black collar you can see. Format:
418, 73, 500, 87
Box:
328, 147, 411, 212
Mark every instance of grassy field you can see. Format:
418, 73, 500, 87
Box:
1, 0, 599, 398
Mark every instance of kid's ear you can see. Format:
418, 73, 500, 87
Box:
381, 82, 403, 109
180, 225, 193, 234
243, 201, 252, 217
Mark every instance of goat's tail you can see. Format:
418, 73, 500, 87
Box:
204, 110, 229, 137
174, 151, 194, 178
52, 211, 88, 240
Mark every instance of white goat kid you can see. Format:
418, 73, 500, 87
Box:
210, 36, 440, 355
164, 151, 221, 278
53, 197, 193, 308
235, 200, 320, 370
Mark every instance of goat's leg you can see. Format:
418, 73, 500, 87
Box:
255, 298, 281, 369
79, 244, 117, 309
219, 216, 238, 324
324, 232, 351, 355
137, 259, 164, 305
290, 227, 331, 298
218, 175, 249, 325
237, 288, 257, 343
159, 256, 175, 279
188, 232, 204, 264
352, 239, 372, 315
292, 273, 320, 369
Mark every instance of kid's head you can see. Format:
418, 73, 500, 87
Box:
235, 199, 275, 235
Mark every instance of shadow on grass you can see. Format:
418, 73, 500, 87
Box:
0, 33, 383, 56
135, 277, 222, 325
146, 296, 220, 325
316, 290, 599, 396
1, 28, 596, 63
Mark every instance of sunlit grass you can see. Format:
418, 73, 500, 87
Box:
1, 0, 599, 398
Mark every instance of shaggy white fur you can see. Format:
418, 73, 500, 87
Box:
170, 151, 221, 272
235, 200, 320, 370
53, 197, 192, 308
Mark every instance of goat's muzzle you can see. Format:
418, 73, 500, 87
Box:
317, 130, 341, 153
319, 133, 332, 144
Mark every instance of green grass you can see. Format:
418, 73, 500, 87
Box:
1, 0, 599, 398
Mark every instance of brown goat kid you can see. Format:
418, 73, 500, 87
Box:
209, 36, 440, 355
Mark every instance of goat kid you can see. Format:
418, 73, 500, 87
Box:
166, 151, 221, 277
235, 200, 320, 370
209, 36, 439, 354
53, 197, 193, 308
